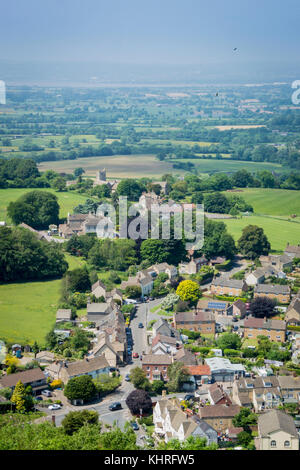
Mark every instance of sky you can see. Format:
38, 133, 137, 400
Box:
0, 0, 300, 82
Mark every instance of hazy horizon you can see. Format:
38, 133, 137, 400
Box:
1, 0, 300, 85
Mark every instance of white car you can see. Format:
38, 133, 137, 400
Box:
48, 404, 61, 410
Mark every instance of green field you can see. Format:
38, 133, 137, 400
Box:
0, 188, 91, 223
174, 158, 283, 174
0, 279, 61, 346
232, 188, 300, 217
224, 215, 300, 252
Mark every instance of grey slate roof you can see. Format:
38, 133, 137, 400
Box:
258, 409, 298, 437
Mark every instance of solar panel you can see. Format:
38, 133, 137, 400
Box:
208, 302, 227, 309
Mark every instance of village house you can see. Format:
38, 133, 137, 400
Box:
58, 355, 110, 384
285, 295, 300, 326
205, 357, 245, 383
87, 302, 115, 323
179, 256, 208, 275
35, 351, 55, 365
232, 376, 281, 412
226, 299, 248, 318
196, 298, 229, 316
244, 317, 286, 342
58, 211, 114, 239
147, 263, 178, 280
91, 280, 123, 304
120, 270, 154, 298
152, 318, 180, 340
185, 365, 211, 388
277, 375, 300, 404
198, 404, 241, 433
259, 254, 293, 272
245, 268, 266, 287
142, 354, 173, 381
56, 309, 72, 323
173, 310, 215, 335
208, 382, 232, 405
173, 348, 197, 366
153, 397, 218, 445
284, 243, 300, 260
210, 277, 248, 297
255, 409, 299, 450
254, 284, 291, 303
0, 368, 47, 396
151, 334, 181, 355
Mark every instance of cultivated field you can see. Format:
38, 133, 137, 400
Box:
38, 154, 284, 179
0, 279, 61, 346
0, 188, 91, 223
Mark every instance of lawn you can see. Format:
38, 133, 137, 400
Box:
0, 279, 61, 346
0, 188, 91, 223
242, 338, 259, 349
231, 188, 300, 217
174, 158, 283, 174
224, 215, 300, 252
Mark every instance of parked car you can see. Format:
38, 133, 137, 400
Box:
130, 421, 139, 431
125, 374, 131, 382
138, 323, 144, 328
41, 390, 52, 397
232, 317, 238, 322
48, 404, 61, 410
35, 396, 43, 401
109, 402, 122, 411
184, 394, 195, 402
132, 352, 139, 358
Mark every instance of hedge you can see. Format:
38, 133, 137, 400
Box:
0, 402, 15, 413
287, 325, 300, 332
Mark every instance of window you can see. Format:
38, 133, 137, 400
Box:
271, 440, 276, 447
284, 441, 290, 447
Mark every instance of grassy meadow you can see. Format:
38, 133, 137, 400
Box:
224, 215, 300, 252
232, 188, 300, 217
0, 188, 91, 223
0, 279, 61, 346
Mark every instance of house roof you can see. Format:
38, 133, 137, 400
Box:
258, 409, 298, 437
198, 404, 240, 419
152, 334, 178, 348
175, 311, 215, 323
92, 280, 106, 292
36, 351, 55, 360
277, 375, 300, 390
209, 383, 232, 405
211, 277, 245, 289
244, 317, 286, 331
254, 284, 290, 295
285, 244, 300, 256
56, 309, 72, 320
142, 354, 173, 365
63, 356, 110, 377
186, 365, 211, 376
0, 368, 45, 388
232, 299, 247, 313
174, 348, 197, 365
87, 303, 111, 313
205, 357, 245, 373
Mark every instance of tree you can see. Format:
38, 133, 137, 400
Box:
64, 375, 97, 403
7, 190, 60, 229
74, 167, 85, 178
232, 407, 257, 432
98, 425, 139, 450
32, 342, 39, 358
167, 362, 190, 392
129, 367, 150, 390
216, 333, 242, 351
61, 410, 99, 435
125, 389, 152, 415
51, 176, 66, 192
11, 381, 26, 412
203, 192, 230, 214
176, 280, 202, 304
140, 239, 167, 264
237, 430, 252, 448
117, 179, 146, 201
124, 285, 142, 299
250, 296, 277, 318
237, 225, 270, 259
65, 267, 91, 293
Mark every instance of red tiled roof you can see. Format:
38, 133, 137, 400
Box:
186, 365, 211, 376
